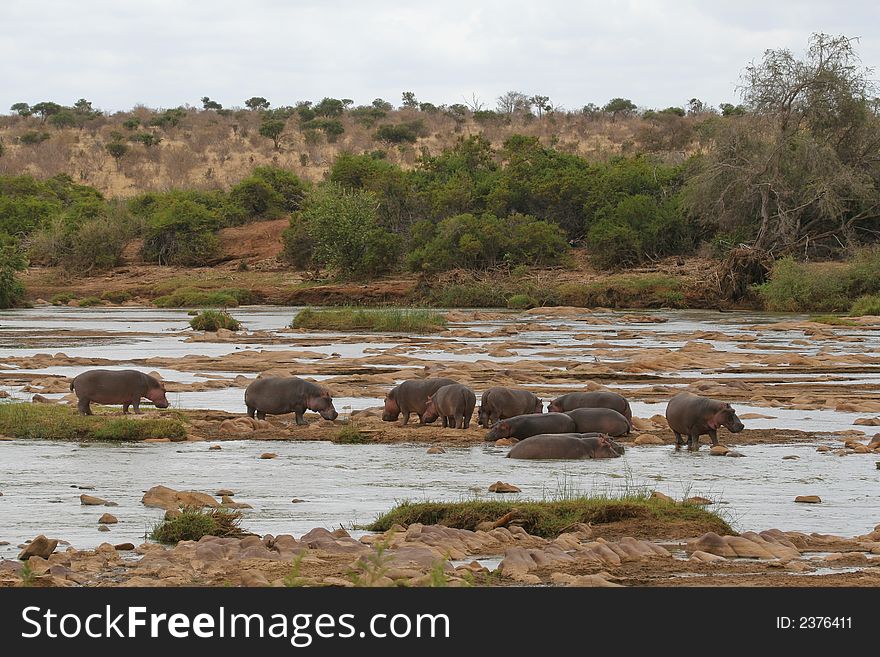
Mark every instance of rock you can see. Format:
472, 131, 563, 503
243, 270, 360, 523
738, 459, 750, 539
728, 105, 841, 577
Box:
80, 494, 109, 506
215, 489, 235, 496
488, 481, 521, 493
98, 525, 110, 532
291, 498, 305, 503
709, 445, 730, 455
98, 513, 118, 524
816, 445, 832, 452
18, 535, 57, 560
240, 570, 271, 587
221, 495, 252, 509
426, 447, 446, 454
854, 417, 880, 426
549, 572, 623, 587
31, 394, 54, 404
142, 438, 171, 443
685, 496, 713, 505
687, 533, 737, 558
725, 450, 745, 457
114, 543, 135, 551
633, 434, 664, 445
209, 445, 222, 450
260, 452, 278, 459
494, 438, 516, 446
795, 495, 822, 504
689, 550, 727, 563
142, 485, 218, 511
782, 455, 799, 460
651, 491, 674, 503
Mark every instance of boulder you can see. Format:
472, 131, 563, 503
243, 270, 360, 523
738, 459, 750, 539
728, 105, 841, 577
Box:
260, 453, 278, 460
494, 438, 516, 446
709, 445, 730, 455
488, 481, 521, 493
426, 447, 446, 454
80, 494, 109, 506
18, 535, 57, 560
633, 434, 664, 445
651, 491, 674, 503
795, 495, 822, 504
689, 550, 727, 563
114, 543, 135, 551
98, 513, 118, 524
142, 485, 219, 511
685, 496, 713, 505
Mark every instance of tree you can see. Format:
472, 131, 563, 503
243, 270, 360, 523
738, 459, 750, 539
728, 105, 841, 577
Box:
10, 102, 31, 117
313, 97, 345, 117
49, 110, 78, 128
73, 98, 100, 118
201, 96, 222, 110
530, 95, 551, 118
581, 103, 600, 119
496, 91, 531, 116
683, 33, 880, 253
719, 102, 746, 116
245, 96, 270, 111
372, 98, 393, 111
602, 98, 636, 120
105, 141, 128, 167
0, 239, 27, 308
687, 98, 708, 115
31, 101, 62, 122
259, 119, 285, 149
401, 91, 418, 109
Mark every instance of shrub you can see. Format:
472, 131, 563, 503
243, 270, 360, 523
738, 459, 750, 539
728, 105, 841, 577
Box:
850, 295, 880, 316
77, 296, 102, 307
506, 294, 536, 309
332, 424, 373, 444
229, 178, 283, 221
29, 215, 130, 273
0, 240, 27, 309
100, 290, 132, 303
150, 508, 247, 544
20, 131, 50, 145
756, 258, 851, 312
291, 307, 446, 333
51, 292, 76, 305
140, 199, 220, 266
189, 310, 242, 331
249, 166, 308, 213
374, 121, 427, 143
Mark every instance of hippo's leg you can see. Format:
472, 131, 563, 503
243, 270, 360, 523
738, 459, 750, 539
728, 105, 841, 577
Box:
256, 411, 266, 421
708, 429, 719, 446
673, 431, 684, 449
463, 414, 471, 429
77, 399, 92, 416
131, 399, 141, 414
123, 403, 130, 415
294, 410, 306, 425
246, 405, 256, 418
441, 416, 448, 428
401, 412, 410, 426
454, 416, 464, 429
688, 434, 700, 451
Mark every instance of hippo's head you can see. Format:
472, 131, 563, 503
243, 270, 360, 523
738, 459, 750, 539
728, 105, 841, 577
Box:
547, 399, 563, 413
146, 383, 169, 409
592, 434, 625, 458
308, 390, 338, 421
710, 404, 744, 433
477, 406, 488, 427
485, 420, 510, 441
533, 398, 544, 414
382, 393, 400, 422
421, 395, 440, 424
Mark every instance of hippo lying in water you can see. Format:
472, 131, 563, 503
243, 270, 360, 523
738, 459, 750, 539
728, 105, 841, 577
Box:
245, 376, 338, 424
478, 387, 542, 427
566, 407, 631, 436
484, 412, 575, 441
665, 392, 744, 450
507, 433, 625, 459
423, 383, 476, 429
382, 378, 457, 425
548, 391, 632, 425
70, 369, 169, 415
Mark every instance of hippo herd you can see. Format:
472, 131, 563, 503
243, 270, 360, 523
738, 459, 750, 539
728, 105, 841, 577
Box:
67, 370, 746, 460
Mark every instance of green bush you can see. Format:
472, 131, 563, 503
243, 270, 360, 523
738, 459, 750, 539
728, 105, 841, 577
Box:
140, 199, 220, 265
506, 294, 536, 309
77, 296, 102, 307
229, 178, 283, 221
20, 131, 50, 145
756, 258, 852, 312
850, 295, 880, 316
0, 240, 27, 309
291, 307, 446, 333
406, 213, 568, 273
150, 508, 246, 544
374, 121, 427, 143
189, 310, 242, 331
51, 292, 76, 305
248, 166, 308, 213
29, 215, 131, 273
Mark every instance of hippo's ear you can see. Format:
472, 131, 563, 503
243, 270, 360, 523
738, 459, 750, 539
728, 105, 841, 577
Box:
321, 391, 330, 398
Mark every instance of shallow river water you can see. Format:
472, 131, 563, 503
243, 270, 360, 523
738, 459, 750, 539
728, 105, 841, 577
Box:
1, 306, 879, 556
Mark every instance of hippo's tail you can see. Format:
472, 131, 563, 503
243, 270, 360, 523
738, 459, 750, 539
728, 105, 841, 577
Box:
69, 379, 75, 391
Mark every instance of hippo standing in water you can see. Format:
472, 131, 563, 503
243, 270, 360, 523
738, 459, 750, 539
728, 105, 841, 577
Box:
245, 376, 338, 424
665, 392, 744, 451
70, 369, 169, 415
566, 408, 631, 436
422, 384, 476, 429
507, 433, 625, 460
484, 412, 576, 441
382, 378, 457, 425
478, 387, 543, 427
547, 391, 632, 425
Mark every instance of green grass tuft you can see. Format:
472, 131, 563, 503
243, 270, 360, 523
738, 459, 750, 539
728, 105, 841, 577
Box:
850, 294, 880, 317
77, 296, 103, 307
100, 290, 132, 303
292, 307, 447, 333
0, 403, 187, 441
506, 294, 536, 310
50, 293, 76, 305
189, 310, 241, 331
367, 497, 733, 538
332, 423, 373, 444
150, 507, 248, 544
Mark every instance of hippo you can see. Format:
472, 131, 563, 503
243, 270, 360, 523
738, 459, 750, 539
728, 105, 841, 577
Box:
547, 391, 632, 425
478, 387, 543, 427
507, 433, 625, 460
382, 378, 458, 425
484, 412, 576, 441
422, 384, 477, 429
244, 376, 338, 424
665, 392, 744, 451
566, 407, 631, 436
70, 369, 169, 416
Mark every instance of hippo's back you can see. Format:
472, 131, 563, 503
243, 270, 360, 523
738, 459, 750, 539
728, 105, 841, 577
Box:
72, 369, 151, 402
245, 376, 309, 414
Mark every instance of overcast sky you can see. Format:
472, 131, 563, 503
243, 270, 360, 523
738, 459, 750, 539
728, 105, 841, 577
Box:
2, 0, 878, 113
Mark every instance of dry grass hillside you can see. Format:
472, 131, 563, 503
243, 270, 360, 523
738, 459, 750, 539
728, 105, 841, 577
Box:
0, 105, 707, 197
